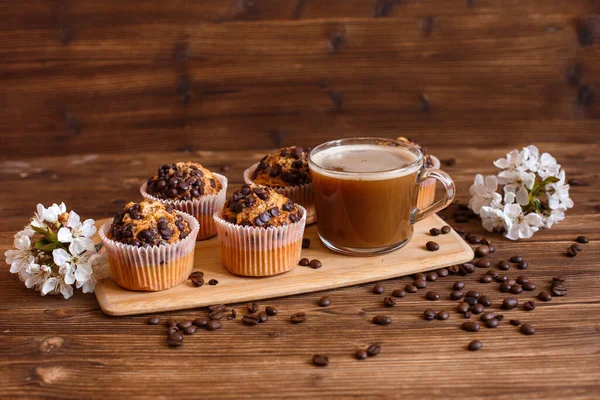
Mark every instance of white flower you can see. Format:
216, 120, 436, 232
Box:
503, 185, 529, 206
31, 204, 48, 229
21, 262, 52, 290
503, 203, 543, 240
15, 225, 35, 239
543, 207, 566, 229
52, 246, 93, 286
57, 211, 96, 254
494, 148, 536, 190
4, 235, 35, 275
547, 170, 574, 210
80, 253, 108, 293
537, 152, 560, 180
31, 203, 66, 228
469, 174, 502, 214
41, 276, 73, 299
480, 204, 510, 233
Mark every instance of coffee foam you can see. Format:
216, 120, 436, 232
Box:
311, 144, 421, 181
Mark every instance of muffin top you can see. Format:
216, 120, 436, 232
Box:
108, 200, 191, 247
251, 146, 311, 187
395, 137, 434, 168
221, 184, 303, 228
146, 162, 222, 201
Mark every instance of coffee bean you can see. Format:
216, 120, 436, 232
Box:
247, 302, 259, 313
165, 318, 177, 327
302, 238, 311, 248
208, 279, 219, 285
405, 284, 418, 293
415, 273, 425, 280
471, 303, 485, 314
499, 282, 512, 293
566, 247, 578, 257
455, 227, 465, 235
147, 316, 160, 325
291, 312, 307, 323
426, 272, 438, 282
522, 282, 536, 291
426, 241, 440, 251
193, 318, 208, 327
480, 274, 494, 283
523, 301, 536, 311
465, 290, 480, 299
502, 298, 518, 310
424, 291, 439, 301
551, 284, 567, 297
570, 244, 582, 252
189, 271, 204, 279
450, 290, 463, 300
167, 331, 184, 347
462, 263, 476, 274
453, 281, 465, 290
437, 310, 450, 320
485, 318, 499, 328
177, 320, 192, 330
430, 228, 440, 236
392, 289, 407, 298
475, 245, 490, 258
209, 310, 224, 320
191, 276, 204, 287
437, 268, 449, 277
538, 291, 552, 301
309, 259, 322, 269
475, 259, 490, 268
464, 311, 472, 319
464, 296, 478, 306
206, 320, 222, 330
576, 235, 589, 244
481, 237, 492, 246
373, 315, 392, 325
448, 265, 460, 274
257, 311, 268, 323
441, 225, 451, 234
495, 275, 508, 283
478, 295, 492, 307
367, 344, 381, 356
208, 304, 226, 312
468, 340, 482, 351
312, 354, 329, 367
319, 296, 332, 307
517, 261, 528, 270
498, 260, 510, 270
242, 314, 259, 325
457, 302, 470, 314
510, 255, 523, 263
227, 309, 237, 320
469, 235, 482, 244
462, 322, 480, 332
414, 279, 427, 289
183, 325, 196, 335
480, 312, 496, 322
516, 275, 529, 284
520, 324, 535, 335
423, 309, 436, 321
355, 349, 368, 360
383, 296, 396, 307
510, 319, 521, 326
373, 283, 385, 294
485, 270, 499, 279
510, 285, 523, 295
265, 306, 278, 316
488, 245, 495, 253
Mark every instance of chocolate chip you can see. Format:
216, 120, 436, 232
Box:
461, 321, 480, 332
372, 315, 392, 325
265, 306, 277, 316
425, 291, 440, 301
423, 309, 436, 321
502, 298, 518, 310
520, 324, 535, 335
426, 241, 440, 251
468, 340, 482, 351
298, 258, 310, 266
147, 316, 160, 325
312, 354, 329, 367
291, 312, 307, 323
373, 283, 385, 294
309, 259, 322, 269
319, 296, 332, 307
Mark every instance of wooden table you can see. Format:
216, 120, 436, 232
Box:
1, 145, 598, 399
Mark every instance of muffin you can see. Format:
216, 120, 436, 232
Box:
213, 184, 306, 277
243, 146, 315, 224
140, 162, 227, 240
395, 137, 441, 209
98, 200, 199, 291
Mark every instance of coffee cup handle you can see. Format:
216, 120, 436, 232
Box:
411, 168, 456, 224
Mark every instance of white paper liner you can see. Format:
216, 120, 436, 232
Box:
213, 205, 306, 277
98, 211, 200, 291
418, 155, 441, 210
244, 163, 315, 224
140, 173, 227, 240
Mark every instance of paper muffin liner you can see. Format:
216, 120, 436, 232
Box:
244, 163, 315, 224
140, 173, 227, 240
418, 155, 441, 210
98, 211, 200, 291
213, 205, 306, 277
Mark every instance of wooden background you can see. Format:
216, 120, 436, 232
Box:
1, 1, 600, 399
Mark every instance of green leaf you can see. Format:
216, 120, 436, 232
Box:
541, 176, 560, 186
34, 238, 50, 249
31, 225, 48, 235
95, 243, 104, 252
34, 239, 61, 251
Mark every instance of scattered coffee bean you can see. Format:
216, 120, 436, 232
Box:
462, 321, 480, 332
367, 344, 381, 356
464, 311, 472, 319
538, 291, 552, 302
495, 275, 508, 283
426, 241, 440, 251
193, 318, 208, 328
227, 309, 237, 320
302, 238, 311, 248
405, 284, 418, 293
475, 245, 490, 258
508, 279, 517, 286
373, 315, 392, 325
510, 319, 521, 326
167, 326, 179, 335
465, 290, 480, 299
312, 354, 329, 367
208, 279, 219, 285
457, 302, 470, 314
177, 320, 192, 330
462, 263, 476, 274
414, 279, 427, 289
485, 270, 499, 279
319, 296, 332, 307
191, 276, 204, 287
450, 290, 464, 300
485, 318, 499, 328
576, 235, 589, 244
488, 245, 495, 253
517, 261, 528, 270
468, 340, 482, 351
437, 268, 449, 277
516, 275, 529, 284
265, 306, 278, 316
478, 295, 492, 307
383, 296, 396, 307
469, 235, 482, 244
471, 303, 485, 314
480, 274, 494, 283
183, 325, 196, 335
355, 349, 368, 360
209, 310, 224, 320
475, 259, 490, 269
373, 283, 385, 294
298, 258, 310, 266
453, 281, 465, 290
392, 289, 407, 298
571, 244, 582, 252
423, 309, 437, 321
425, 291, 440, 301
147, 316, 160, 325
523, 301, 536, 311
502, 298, 518, 310
522, 282, 536, 291
566, 247, 578, 257
291, 312, 307, 323
165, 318, 177, 327
520, 324, 535, 335
167, 331, 184, 347
448, 265, 460, 274
441, 225, 451, 234
480, 312, 495, 322
437, 310, 450, 320
455, 227, 465, 235
481, 237, 492, 245
415, 273, 426, 280
242, 314, 259, 325
309, 259, 323, 269
426, 272, 438, 282
464, 297, 478, 306
510, 255, 523, 263
510, 285, 523, 295
499, 282, 512, 293
206, 320, 222, 330
257, 311, 268, 323
247, 302, 259, 313
430, 228, 440, 236
498, 260, 510, 270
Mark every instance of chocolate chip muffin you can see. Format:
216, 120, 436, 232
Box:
250, 146, 311, 187
222, 184, 303, 228
108, 200, 191, 247
146, 162, 222, 201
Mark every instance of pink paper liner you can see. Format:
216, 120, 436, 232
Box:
98, 211, 200, 291
213, 205, 306, 277
418, 155, 440, 210
140, 173, 227, 240
244, 163, 315, 224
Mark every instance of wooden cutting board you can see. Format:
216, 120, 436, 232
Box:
94, 215, 473, 316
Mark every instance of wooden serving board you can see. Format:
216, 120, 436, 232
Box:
95, 215, 473, 316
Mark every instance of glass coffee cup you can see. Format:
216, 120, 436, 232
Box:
308, 137, 455, 256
